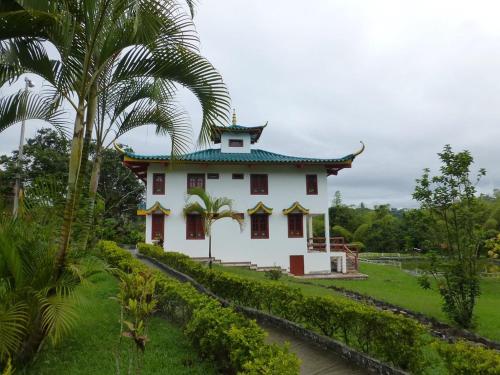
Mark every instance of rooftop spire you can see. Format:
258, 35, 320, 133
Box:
232, 108, 237, 126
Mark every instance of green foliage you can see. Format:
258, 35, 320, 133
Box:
138, 243, 428, 372
184, 188, 243, 268
264, 269, 283, 281
26, 272, 217, 375
485, 234, 500, 259
99, 241, 299, 375
331, 225, 353, 242
433, 340, 500, 375
0, 128, 69, 208
0, 217, 105, 367
413, 145, 485, 328
240, 343, 300, 375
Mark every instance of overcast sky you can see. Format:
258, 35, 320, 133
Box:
1, 0, 500, 208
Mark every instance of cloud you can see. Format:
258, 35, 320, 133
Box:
1, 0, 499, 207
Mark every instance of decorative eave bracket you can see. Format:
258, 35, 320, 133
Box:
282, 201, 310, 215
247, 201, 273, 215
137, 201, 171, 216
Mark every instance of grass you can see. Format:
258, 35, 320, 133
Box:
215, 263, 500, 341
24, 272, 216, 375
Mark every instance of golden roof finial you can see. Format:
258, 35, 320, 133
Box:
232, 108, 237, 126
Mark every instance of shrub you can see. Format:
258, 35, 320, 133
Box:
137, 243, 426, 372
264, 269, 282, 280
240, 343, 300, 375
100, 241, 299, 375
434, 340, 500, 375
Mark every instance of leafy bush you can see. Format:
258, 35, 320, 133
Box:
0, 217, 105, 368
99, 241, 299, 374
434, 340, 500, 375
264, 269, 282, 281
331, 225, 353, 242
137, 243, 426, 372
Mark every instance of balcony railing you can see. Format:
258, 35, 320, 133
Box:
307, 236, 359, 270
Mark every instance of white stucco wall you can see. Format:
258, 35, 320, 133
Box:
220, 132, 252, 153
142, 162, 343, 274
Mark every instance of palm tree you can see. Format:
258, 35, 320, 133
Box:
184, 188, 244, 269
0, 177, 106, 366
77, 77, 190, 250
0, 0, 230, 272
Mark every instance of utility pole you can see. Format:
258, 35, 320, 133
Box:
12, 77, 35, 218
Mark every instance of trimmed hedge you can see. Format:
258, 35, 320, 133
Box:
138, 244, 500, 375
96, 241, 300, 374
137, 243, 426, 372
434, 340, 500, 375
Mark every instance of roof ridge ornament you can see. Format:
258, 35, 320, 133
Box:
232, 108, 237, 126
353, 141, 365, 157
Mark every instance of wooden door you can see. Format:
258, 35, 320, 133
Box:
290, 255, 304, 276
151, 214, 164, 241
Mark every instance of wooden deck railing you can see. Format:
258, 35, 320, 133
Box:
307, 237, 359, 270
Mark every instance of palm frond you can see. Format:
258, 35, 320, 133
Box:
186, 187, 212, 211
39, 294, 78, 345
0, 302, 28, 362
183, 201, 205, 218
113, 44, 230, 146
0, 90, 69, 134
216, 210, 245, 232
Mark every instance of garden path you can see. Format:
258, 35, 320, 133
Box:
127, 248, 369, 374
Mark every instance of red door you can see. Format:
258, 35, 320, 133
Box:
290, 255, 304, 276
151, 214, 164, 241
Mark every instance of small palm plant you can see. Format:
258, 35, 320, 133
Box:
183, 188, 244, 269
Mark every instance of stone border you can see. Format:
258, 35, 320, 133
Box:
296, 281, 500, 351
138, 254, 409, 375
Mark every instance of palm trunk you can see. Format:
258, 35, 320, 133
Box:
56, 103, 86, 273
208, 234, 212, 269
79, 150, 103, 250
73, 87, 98, 251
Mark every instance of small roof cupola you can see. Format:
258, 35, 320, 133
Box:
212, 109, 268, 154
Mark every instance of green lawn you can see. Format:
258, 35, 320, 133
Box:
215, 263, 500, 341
25, 272, 216, 375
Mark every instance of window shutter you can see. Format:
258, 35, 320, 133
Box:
306, 175, 318, 195
153, 173, 165, 195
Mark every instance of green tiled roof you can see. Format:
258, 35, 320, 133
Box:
122, 148, 357, 164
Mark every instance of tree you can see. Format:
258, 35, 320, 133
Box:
1, 0, 229, 274
0, 129, 145, 244
183, 188, 243, 269
0, 128, 69, 208
76, 78, 189, 250
413, 145, 485, 328
401, 209, 439, 252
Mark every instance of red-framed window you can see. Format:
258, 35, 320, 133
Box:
152, 173, 165, 195
187, 173, 205, 191
229, 139, 244, 147
250, 174, 268, 195
251, 214, 269, 239
186, 214, 204, 239
287, 213, 303, 238
306, 174, 318, 195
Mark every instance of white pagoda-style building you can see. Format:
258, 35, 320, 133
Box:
118, 112, 364, 275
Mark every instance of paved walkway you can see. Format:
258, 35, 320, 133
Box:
133, 252, 369, 374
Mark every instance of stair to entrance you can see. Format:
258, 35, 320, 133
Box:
190, 257, 288, 274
